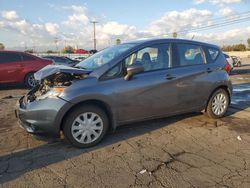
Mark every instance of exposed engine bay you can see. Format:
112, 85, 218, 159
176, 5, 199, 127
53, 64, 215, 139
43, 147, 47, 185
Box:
27, 72, 87, 102
25, 65, 91, 103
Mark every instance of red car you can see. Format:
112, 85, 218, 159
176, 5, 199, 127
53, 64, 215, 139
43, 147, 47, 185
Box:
0, 51, 53, 88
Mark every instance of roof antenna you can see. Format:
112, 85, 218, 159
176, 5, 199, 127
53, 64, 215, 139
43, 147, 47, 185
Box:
191, 35, 195, 40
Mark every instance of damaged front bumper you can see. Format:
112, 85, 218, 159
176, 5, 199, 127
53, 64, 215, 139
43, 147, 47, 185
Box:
15, 95, 69, 137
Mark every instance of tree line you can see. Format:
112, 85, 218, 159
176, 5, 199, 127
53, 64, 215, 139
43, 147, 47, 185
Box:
221, 44, 247, 52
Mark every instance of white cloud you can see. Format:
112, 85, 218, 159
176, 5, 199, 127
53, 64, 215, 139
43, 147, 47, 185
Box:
0, 9, 60, 46
194, 0, 242, 6
45, 23, 59, 35
63, 5, 89, 26
1, 5, 249, 51
14, 19, 30, 34
148, 8, 212, 36
193, 0, 206, 4
1, 10, 19, 20
219, 7, 236, 17
210, 0, 242, 4
100, 21, 136, 36
185, 26, 250, 44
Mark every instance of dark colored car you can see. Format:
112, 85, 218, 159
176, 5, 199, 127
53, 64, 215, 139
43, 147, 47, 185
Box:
89, 49, 98, 54
42, 56, 79, 67
0, 51, 53, 88
16, 39, 232, 148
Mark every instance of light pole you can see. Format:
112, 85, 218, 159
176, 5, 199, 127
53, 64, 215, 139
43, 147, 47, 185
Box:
91, 21, 98, 50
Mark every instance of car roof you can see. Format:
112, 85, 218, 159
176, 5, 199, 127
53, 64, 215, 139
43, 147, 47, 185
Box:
124, 38, 219, 49
0, 50, 39, 58
0, 50, 31, 54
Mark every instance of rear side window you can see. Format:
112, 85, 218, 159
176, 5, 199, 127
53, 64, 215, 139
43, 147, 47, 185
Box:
21, 54, 36, 61
0, 52, 22, 63
204, 47, 220, 64
208, 49, 219, 60
174, 43, 204, 67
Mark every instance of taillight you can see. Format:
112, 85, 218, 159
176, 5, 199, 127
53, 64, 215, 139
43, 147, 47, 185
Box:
224, 61, 231, 74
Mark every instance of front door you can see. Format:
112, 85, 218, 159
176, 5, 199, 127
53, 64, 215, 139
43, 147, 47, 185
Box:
113, 43, 180, 123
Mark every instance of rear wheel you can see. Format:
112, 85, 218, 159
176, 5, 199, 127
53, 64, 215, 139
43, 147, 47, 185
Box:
63, 105, 109, 148
25, 72, 37, 88
206, 89, 229, 119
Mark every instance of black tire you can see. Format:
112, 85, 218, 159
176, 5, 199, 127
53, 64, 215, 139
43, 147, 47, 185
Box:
63, 105, 109, 148
24, 72, 37, 88
206, 89, 229, 119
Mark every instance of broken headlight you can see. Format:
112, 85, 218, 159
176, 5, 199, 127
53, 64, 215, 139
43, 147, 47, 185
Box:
36, 87, 66, 100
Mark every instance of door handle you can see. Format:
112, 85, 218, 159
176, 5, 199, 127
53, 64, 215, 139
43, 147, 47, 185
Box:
206, 68, 212, 73
165, 74, 176, 80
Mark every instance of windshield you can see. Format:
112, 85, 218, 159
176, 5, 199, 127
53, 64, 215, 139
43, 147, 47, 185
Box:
76, 44, 136, 70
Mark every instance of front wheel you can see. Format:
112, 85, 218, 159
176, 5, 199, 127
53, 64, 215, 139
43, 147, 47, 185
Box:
206, 89, 229, 119
63, 105, 109, 148
25, 72, 38, 88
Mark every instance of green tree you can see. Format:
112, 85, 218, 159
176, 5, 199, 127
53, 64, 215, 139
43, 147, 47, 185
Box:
24, 49, 34, 53
247, 38, 250, 49
116, 39, 121, 45
221, 44, 246, 52
172, 32, 177, 38
0, 43, 5, 50
47, 50, 54, 54
62, 45, 74, 53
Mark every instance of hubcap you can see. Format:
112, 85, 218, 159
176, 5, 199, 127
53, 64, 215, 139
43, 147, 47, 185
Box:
212, 93, 227, 115
27, 74, 37, 87
71, 112, 103, 144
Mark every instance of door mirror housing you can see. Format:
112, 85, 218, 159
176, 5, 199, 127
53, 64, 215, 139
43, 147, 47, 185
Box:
124, 63, 144, 80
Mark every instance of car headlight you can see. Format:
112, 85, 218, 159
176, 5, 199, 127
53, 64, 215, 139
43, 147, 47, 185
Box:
36, 87, 66, 100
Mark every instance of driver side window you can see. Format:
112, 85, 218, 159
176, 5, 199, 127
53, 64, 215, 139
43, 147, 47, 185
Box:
125, 43, 170, 72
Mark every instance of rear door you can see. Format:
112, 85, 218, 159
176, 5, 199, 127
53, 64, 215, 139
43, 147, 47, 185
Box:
166, 42, 214, 111
19, 53, 40, 77
0, 52, 22, 83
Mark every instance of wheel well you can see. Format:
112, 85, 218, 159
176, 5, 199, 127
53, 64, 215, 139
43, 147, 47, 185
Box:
205, 85, 231, 111
60, 99, 114, 131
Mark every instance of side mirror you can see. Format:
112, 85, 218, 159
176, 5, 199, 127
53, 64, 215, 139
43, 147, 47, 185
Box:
124, 64, 144, 81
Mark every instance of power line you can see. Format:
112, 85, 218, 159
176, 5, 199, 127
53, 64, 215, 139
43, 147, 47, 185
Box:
178, 15, 250, 34
144, 11, 250, 38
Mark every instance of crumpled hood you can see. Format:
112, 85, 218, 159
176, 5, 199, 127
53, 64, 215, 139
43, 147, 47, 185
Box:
34, 65, 91, 80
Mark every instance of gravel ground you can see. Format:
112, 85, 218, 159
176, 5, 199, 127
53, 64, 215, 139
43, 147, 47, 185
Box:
0, 59, 250, 188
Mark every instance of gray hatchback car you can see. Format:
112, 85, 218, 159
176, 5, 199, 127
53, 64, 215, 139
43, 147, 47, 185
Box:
16, 39, 232, 148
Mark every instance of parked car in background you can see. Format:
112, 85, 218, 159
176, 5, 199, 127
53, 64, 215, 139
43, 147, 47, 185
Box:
223, 53, 234, 71
231, 56, 242, 67
42, 56, 79, 67
74, 49, 89, 54
0, 51, 53, 88
74, 56, 87, 62
89, 49, 98, 54
16, 39, 232, 148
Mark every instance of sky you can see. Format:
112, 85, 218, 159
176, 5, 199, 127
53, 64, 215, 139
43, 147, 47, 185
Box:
0, 0, 250, 51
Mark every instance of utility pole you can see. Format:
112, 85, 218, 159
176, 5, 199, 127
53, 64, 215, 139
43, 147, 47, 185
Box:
91, 21, 98, 50
54, 37, 59, 52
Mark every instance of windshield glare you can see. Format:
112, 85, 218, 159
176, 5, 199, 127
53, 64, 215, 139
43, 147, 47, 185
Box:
76, 44, 135, 70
